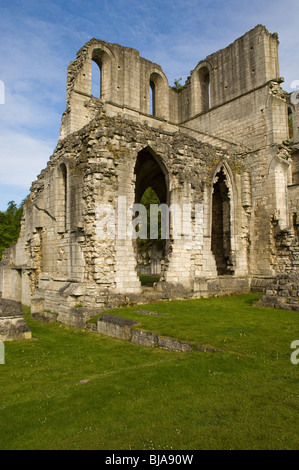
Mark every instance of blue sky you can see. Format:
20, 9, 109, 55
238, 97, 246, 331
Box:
0, 0, 298, 211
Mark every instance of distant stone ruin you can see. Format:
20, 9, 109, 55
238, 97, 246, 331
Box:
0, 24, 298, 328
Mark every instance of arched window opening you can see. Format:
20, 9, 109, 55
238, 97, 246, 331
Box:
92, 48, 110, 100
91, 59, 102, 98
211, 168, 234, 275
149, 72, 167, 119
199, 66, 210, 112
150, 80, 156, 116
134, 148, 168, 279
288, 107, 294, 140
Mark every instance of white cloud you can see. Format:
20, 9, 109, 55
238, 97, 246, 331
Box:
0, 6, 68, 210
0, 131, 55, 189
1, 89, 62, 131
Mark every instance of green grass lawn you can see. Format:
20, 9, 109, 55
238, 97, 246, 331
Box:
139, 274, 160, 286
0, 294, 299, 450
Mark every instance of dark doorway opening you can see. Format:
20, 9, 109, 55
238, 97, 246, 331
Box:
211, 168, 234, 275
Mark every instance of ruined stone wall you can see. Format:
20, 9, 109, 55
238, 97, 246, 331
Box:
268, 181, 299, 276
183, 82, 288, 150
271, 226, 299, 274
288, 185, 299, 223
60, 25, 285, 142
60, 39, 172, 137
1, 24, 297, 323
253, 274, 299, 311
2, 109, 252, 313
179, 25, 280, 121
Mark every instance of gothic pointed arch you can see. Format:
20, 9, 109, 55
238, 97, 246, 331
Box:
134, 146, 169, 274
134, 146, 169, 204
210, 161, 236, 275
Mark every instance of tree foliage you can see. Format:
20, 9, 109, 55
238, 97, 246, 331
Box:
0, 201, 23, 260
172, 77, 184, 91
137, 187, 164, 261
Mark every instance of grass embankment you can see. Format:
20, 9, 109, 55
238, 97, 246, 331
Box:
0, 294, 298, 450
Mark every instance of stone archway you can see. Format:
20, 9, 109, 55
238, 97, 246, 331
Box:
134, 147, 169, 277
211, 167, 234, 275
134, 147, 168, 204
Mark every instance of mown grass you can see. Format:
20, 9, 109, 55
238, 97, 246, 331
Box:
139, 274, 160, 286
0, 294, 299, 450
90, 293, 298, 360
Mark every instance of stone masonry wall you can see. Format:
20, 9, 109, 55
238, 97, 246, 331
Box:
1, 110, 252, 314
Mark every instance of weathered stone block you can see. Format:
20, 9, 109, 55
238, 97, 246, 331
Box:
31, 311, 58, 323
31, 298, 45, 314
0, 299, 31, 341
157, 336, 193, 352
131, 329, 158, 347
266, 289, 276, 296
97, 314, 139, 340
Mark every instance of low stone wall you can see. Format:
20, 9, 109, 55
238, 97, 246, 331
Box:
31, 311, 58, 323
250, 277, 275, 294
252, 274, 299, 311
29, 274, 253, 326
131, 329, 159, 347
97, 313, 193, 352
97, 314, 139, 340
0, 299, 32, 341
157, 336, 193, 352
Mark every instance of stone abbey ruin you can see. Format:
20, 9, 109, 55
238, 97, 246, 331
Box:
1, 24, 299, 330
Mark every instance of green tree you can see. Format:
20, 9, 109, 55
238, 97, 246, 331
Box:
0, 200, 23, 260
137, 187, 164, 262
